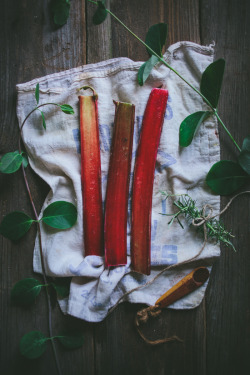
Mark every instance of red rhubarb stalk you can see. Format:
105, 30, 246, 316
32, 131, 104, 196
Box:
131, 88, 169, 275
105, 101, 135, 266
79, 86, 103, 256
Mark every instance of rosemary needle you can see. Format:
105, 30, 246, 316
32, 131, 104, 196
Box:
161, 193, 236, 251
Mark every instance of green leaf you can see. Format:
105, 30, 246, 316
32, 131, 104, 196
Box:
179, 111, 211, 147
238, 135, 250, 175
42, 201, 77, 229
20, 331, 47, 359
0, 211, 34, 240
52, 277, 71, 298
206, 160, 249, 195
51, 0, 70, 26
137, 55, 160, 86
22, 153, 29, 168
59, 104, 74, 114
11, 278, 42, 306
58, 332, 84, 349
41, 111, 46, 130
35, 83, 39, 104
93, 1, 107, 25
145, 23, 168, 57
0, 151, 23, 174
200, 59, 225, 108
241, 136, 250, 151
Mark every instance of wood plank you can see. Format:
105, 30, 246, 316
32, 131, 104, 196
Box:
94, 301, 206, 375
86, 1, 206, 375
86, 0, 113, 63
200, 0, 250, 374
0, 1, 95, 374
110, 0, 201, 61
3, 0, 249, 374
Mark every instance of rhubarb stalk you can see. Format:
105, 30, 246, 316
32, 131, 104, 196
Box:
79, 86, 103, 256
105, 101, 135, 266
131, 88, 168, 275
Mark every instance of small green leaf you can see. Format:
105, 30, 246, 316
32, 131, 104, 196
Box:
0, 211, 34, 240
41, 111, 46, 130
22, 153, 29, 168
238, 135, 250, 175
59, 104, 74, 114
51, 0, 70, 26
35, 83, 39, 104
241, 136, 250, 151
200, 59, 225, 108
20, 331, 47, 359
0, 151, 23, 174
206, 160, 249, 195
145, 23, 168, 57
137, 55, 160, 86
58, 332, 84, 349
42, 201, 77, 229
93, 1, 107, 25
11, 278, 42, 306
179, 111, 211, 147
52, 277, 71, 298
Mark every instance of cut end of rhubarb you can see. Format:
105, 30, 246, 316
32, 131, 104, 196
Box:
131, 261, 151, 276
79, 86, 98, 99
105, 258, 128, 268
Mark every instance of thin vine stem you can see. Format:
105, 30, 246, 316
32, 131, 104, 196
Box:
88, 0, 241, 152
18, 104, 62, 375
215, 111, 241, 152
107, 10, 210, 102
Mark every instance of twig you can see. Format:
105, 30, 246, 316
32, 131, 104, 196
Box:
18, 106, 62, 375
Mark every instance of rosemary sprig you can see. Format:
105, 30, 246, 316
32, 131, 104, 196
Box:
161, 192, 236, 251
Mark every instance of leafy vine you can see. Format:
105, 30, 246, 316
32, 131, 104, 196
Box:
0, 85, 82, 375
88, 0, 250, 196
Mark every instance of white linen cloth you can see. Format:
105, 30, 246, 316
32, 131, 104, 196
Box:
16, 41, 220, 322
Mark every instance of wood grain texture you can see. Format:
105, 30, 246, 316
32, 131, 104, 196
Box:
109, 0, 200, 61
87, 1, 205, 375
0, 1, 94, 375
200, 1, 250, 374
86, 0, 112, 63
0, 0, 249, 374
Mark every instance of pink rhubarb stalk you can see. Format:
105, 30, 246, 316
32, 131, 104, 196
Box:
131, 88, 169, 275
105, 101, 135, 266
79, 86, 103, 256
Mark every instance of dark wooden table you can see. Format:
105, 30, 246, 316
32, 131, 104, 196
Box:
1, 1, 250, 374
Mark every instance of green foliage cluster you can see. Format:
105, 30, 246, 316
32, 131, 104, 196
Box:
161, 192, 235, 251
11, 277, 71, 306
20, 330, 84, 359
0, 151, 28, 174
87, 0, 250, 196
137, 24, 167, 86
51, 0, 71, 27
0, 201, 77, 240
0, 84, 83, 365
93, 1, 107, 25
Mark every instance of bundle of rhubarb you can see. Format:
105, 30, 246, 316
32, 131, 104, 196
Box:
79, 86, 168, 275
